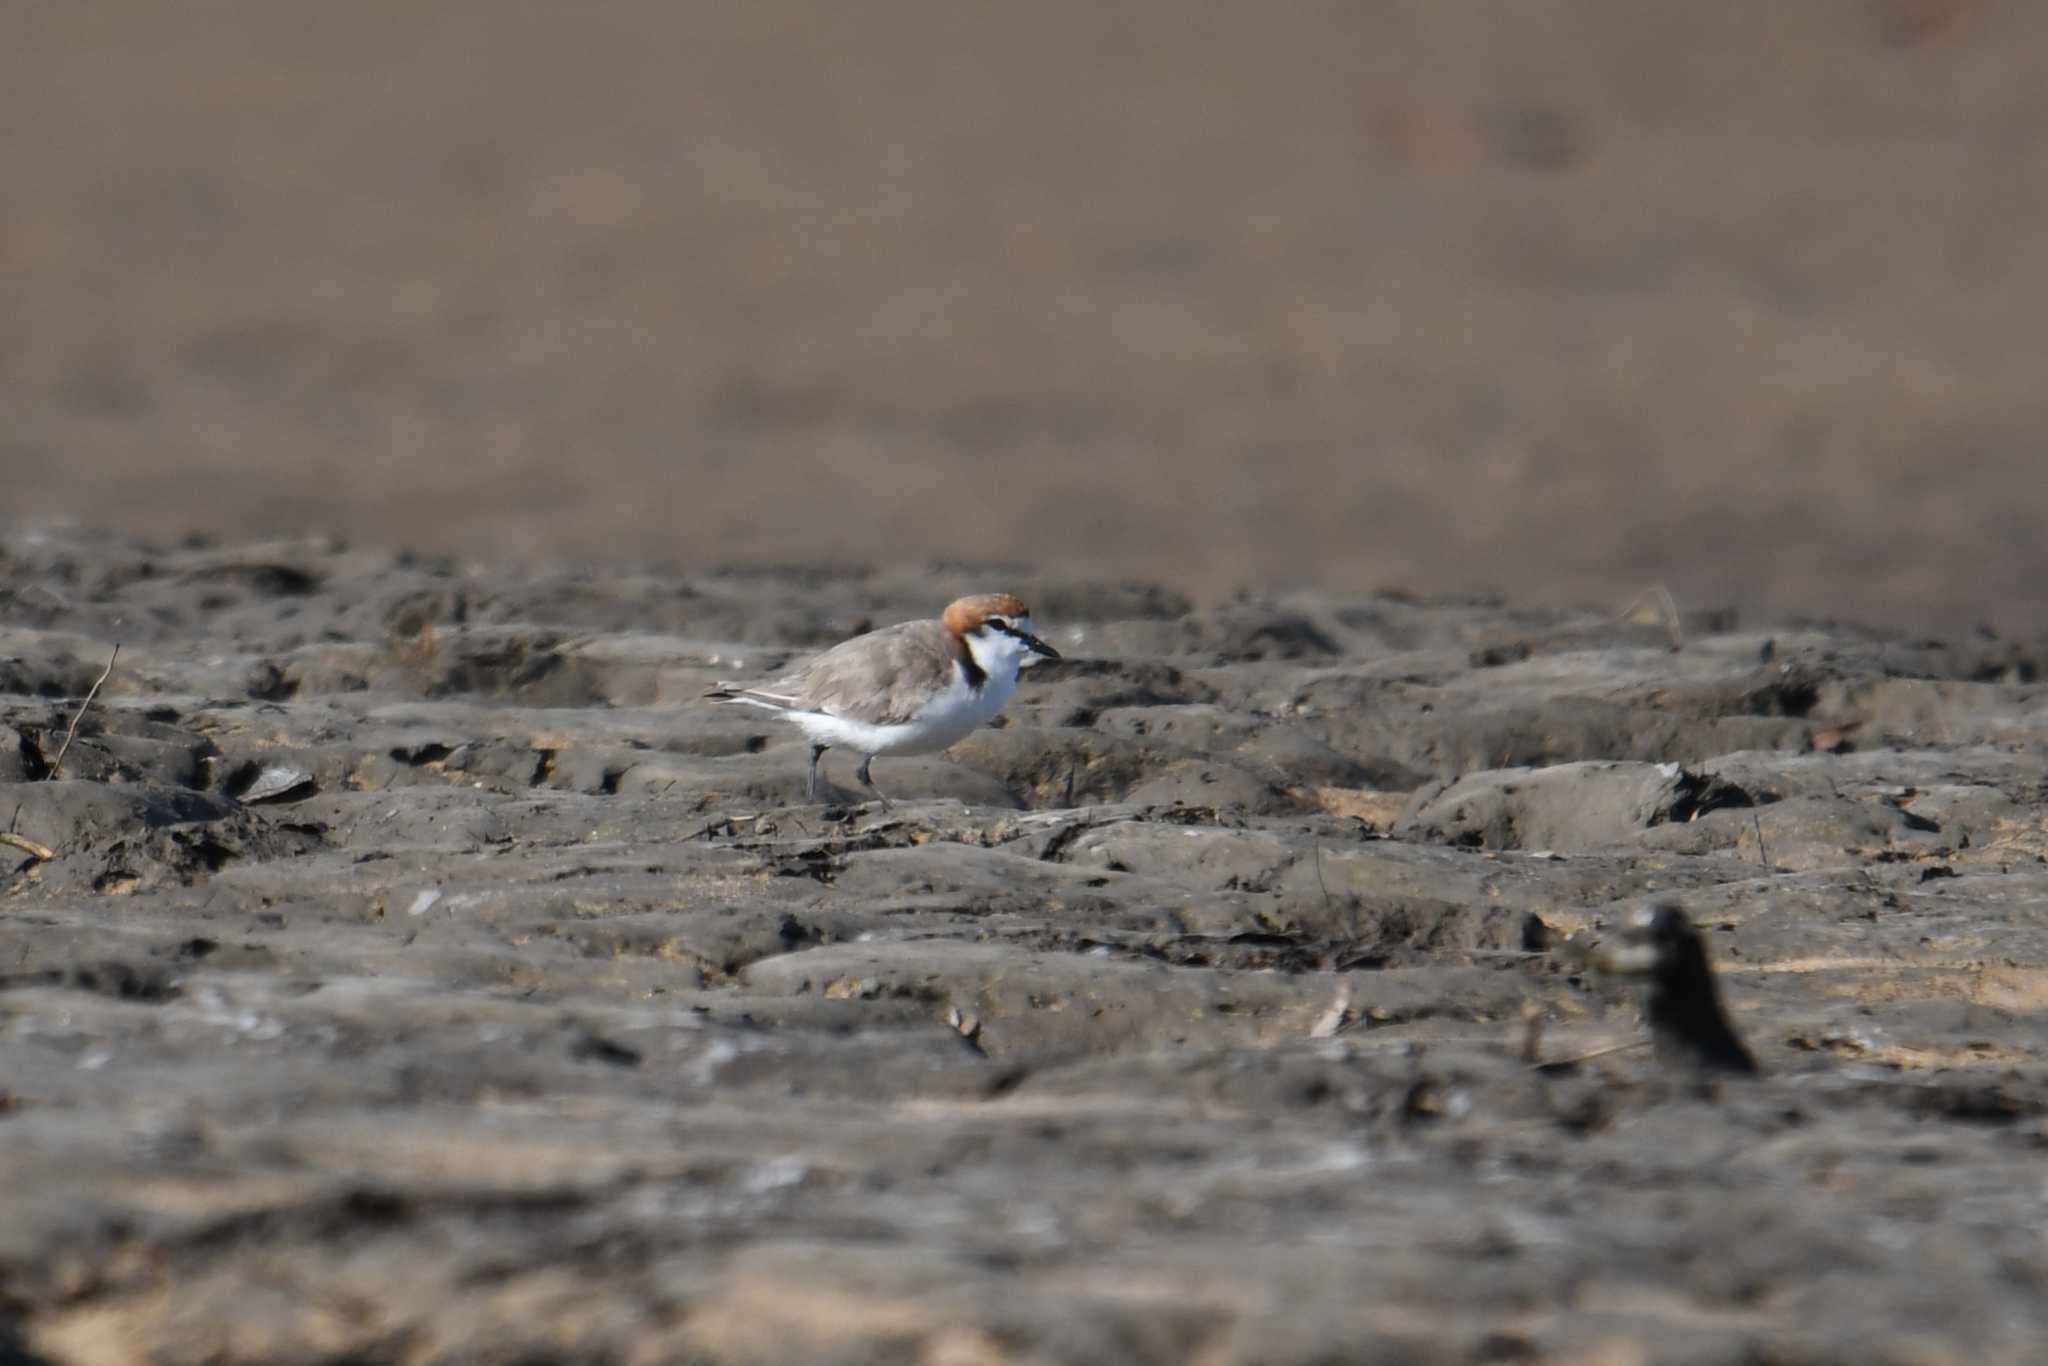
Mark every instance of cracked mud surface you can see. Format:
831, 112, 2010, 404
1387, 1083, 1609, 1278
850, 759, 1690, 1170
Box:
5, 530, 2048, 1364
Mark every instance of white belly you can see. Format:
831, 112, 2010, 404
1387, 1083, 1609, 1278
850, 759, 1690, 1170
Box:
790, 666, 1015, 757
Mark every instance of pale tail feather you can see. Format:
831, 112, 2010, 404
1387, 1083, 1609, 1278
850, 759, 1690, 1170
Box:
706, 686, 803, 713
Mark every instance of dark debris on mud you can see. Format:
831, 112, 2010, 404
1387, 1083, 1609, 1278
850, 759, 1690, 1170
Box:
5, 529, 2048, 1363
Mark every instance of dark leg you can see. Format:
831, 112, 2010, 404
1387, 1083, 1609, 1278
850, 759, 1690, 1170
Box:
854, 754, 892, 811
807, 744, 828, 803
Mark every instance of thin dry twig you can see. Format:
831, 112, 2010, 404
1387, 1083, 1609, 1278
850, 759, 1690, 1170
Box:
1518, 999, 1545, 1064
1308, 984, 1351, 1039
1655, 583, 1684, 650
1529, 1039, 1649, 1070
1312, 839, 1359, 939
0, 832, 55, 862
1751, 810, 1771, 869
48, 643, 119, 780
1619, 584, 1685, 651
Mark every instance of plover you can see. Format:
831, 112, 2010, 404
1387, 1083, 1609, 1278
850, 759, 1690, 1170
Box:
1591, 902, 1759, 1076
705, 593, 1060, 807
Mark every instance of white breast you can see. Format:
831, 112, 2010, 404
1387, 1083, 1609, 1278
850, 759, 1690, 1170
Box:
903, 659, 1016, 752
787, 658, 1014, 757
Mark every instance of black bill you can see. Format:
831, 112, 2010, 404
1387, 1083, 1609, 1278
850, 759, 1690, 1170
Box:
991, 618, 1061, 659
1020, 631, 1061, 660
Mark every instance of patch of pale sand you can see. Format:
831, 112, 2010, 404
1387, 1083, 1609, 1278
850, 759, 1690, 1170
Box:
681, 1274, 997, 1362
97, 1172, 333, 1220
35, 1292, 187, 1366
34, 1276, 381, 1366
1309, 786, 1410, 830
1959, 815, 2048, 861
1736, 954, 2048, 1017
1866, 1042, 2035, 1070
1723, 956, 1911, 974
1561, 1282, 1780, 1333
1535, 907, 1597, 937
1861, 965, 2048, 1013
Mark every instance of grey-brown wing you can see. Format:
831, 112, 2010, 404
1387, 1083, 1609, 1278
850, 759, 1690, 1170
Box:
767, 619, 955, 726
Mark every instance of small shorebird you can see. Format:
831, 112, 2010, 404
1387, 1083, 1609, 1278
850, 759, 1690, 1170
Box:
705, 593, 1060, 807
1591, 902, 1760, 1076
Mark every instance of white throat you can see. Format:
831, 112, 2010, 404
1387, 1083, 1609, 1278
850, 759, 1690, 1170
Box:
962, 618, 1036, 686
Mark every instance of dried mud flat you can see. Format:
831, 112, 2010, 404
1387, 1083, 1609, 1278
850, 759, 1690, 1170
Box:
4, 529, 2048, 1365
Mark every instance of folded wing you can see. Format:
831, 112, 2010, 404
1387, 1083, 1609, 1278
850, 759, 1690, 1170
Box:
708, 620, 953, 727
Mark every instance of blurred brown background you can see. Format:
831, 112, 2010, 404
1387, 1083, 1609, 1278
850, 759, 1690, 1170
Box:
5, 1, 2043, 630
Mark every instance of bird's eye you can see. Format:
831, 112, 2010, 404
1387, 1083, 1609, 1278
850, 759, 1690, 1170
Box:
984, 616, 1011, 634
